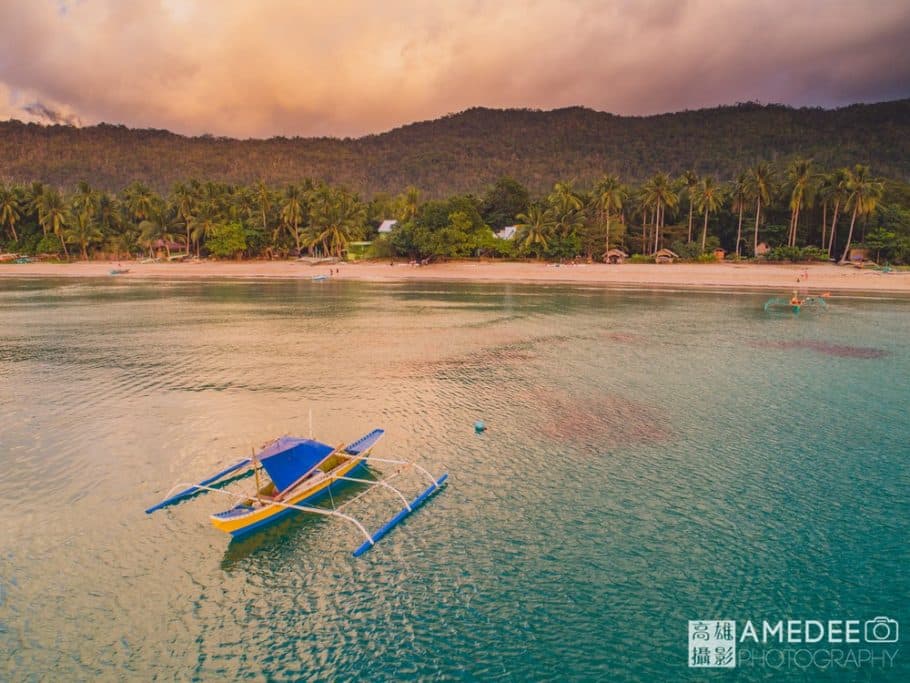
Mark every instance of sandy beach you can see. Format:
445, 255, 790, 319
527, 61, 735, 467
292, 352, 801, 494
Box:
1, 260, 908, 294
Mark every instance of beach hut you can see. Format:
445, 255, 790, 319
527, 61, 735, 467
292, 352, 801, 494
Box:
604, 248, 628, 264
495, 225, 517, 240
713, 248, 726, 261
378, 219, 398, 234
654, 249, 679, 264
848, 247, 868, 264
152, 239, 186, 258
755, 242, 770, 257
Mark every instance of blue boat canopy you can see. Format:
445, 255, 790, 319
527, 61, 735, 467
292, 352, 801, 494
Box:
258, 437, 335, 492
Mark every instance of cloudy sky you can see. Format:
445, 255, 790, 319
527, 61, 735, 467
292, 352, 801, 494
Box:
1, 0, 908, 138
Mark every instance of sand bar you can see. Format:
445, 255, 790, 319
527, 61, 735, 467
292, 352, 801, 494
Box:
1, 260, 908, 294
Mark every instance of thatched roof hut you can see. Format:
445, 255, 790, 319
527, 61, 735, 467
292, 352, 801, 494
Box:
604, 248, 628, 264
654, 249, 679, 264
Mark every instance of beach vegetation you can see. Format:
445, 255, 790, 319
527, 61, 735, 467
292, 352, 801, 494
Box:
480, 177, 530, 231
1, 158, 908, 265
765, 246, 829, 262
206, 222, 247, 259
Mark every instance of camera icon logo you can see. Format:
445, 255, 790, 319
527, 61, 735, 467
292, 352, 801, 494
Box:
864, 617, 899, 643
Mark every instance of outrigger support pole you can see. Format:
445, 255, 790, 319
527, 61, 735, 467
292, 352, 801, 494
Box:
144, 458, 252, 514
352, 473, 448, 557
330, 475, 413, 511
347, 454, 441, 490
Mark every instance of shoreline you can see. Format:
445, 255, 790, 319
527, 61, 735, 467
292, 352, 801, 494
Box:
1, 260, 909, 295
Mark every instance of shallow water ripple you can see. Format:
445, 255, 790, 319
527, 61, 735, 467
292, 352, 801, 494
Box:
0, 279, 907, 681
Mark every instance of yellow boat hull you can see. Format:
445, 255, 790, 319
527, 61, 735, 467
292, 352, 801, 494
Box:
209, 454, 364, 537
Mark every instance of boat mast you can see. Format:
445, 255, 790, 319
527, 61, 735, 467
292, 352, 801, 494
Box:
251, 447, 262, 503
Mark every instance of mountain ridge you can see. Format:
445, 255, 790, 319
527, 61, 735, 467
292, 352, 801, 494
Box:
2, 99, 908, 196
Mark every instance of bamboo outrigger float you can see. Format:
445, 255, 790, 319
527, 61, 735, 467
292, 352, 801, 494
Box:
145, 429, 448, 557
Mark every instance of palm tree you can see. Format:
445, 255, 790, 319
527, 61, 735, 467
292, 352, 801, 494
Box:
65, 211, 103, 260
641, 173, 676, 253
825, 168, 850, 257
307, 186, 366, 257
548, 181, 583, 216
279, 184, 305, 253
634, 187, 654, 254
189, 204, 219, 257
97, 193, 121, 238
515, 205, 556, 258
122, 182, 155, 224
730, 172, 749, 257
28, 182, 46, 233
747, 161, 774, 256
680, 170, 699, 242
230, 185, 256, 225
593, 174, 627, 253
786, 158, 812, 247
0, 184, 21, 243
546, 181, 584, 241
401, 186, 421, 221
70, 181, 99, 221
254, 181, 272, 237
136, 198, 175, 258
816, 172, 833, 248
107, 227, 139, 260
36, 187, 69, 257
839, 165, 885, 264
696, 176, 724, 252
172, 182, 196, 255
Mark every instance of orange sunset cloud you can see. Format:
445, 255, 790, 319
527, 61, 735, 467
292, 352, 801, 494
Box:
1, 0, 908, 138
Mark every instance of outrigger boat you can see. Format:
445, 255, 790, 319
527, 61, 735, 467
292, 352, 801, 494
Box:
764, 292, 829, 314
145, 429, 447, 557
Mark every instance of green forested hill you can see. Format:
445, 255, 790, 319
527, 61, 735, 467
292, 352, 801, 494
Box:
2, 100, 909, 196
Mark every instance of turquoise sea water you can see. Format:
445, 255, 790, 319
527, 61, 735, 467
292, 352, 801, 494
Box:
0, 278, 907, 681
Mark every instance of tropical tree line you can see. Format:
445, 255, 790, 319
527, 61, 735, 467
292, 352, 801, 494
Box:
1, 159, 908, 264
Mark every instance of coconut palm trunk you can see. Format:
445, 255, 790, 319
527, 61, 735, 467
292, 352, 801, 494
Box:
827, 200, 840, 257
789, 199, 801, 247
653, 202, 662, 253
642, 210, 649, 255
839, 204, 860, 264
821, 202, 827, 249
701, 210, 709, 252
687, 203, 693, 243
753, 198, 762, 256
735, 204, 743, 257
604, 211, 611, 253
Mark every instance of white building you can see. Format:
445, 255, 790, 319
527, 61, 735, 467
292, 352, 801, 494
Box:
378, 219, 398, 234
495, 225, 517, 239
